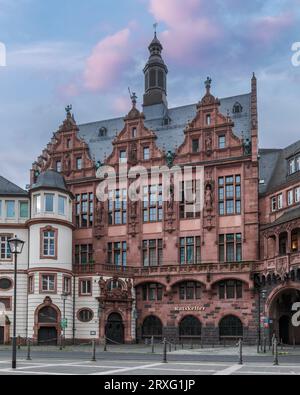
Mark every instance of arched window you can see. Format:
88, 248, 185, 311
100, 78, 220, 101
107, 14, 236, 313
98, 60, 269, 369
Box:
142, 316, 163, 338
233, 102, 243, 114
99, 127, 107, 137
38, 306, 58, 324
219, 315, 243, 339
179, 316, 202, 338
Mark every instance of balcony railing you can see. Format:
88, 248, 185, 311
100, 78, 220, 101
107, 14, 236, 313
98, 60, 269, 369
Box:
73, 261, 259, 276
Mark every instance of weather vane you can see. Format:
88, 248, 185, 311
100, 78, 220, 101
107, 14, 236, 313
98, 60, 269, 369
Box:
128, 88, 137, 107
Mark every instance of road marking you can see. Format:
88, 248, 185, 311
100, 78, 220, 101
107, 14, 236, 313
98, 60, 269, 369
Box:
91, 362, 164, 376
214, 364, 244, 375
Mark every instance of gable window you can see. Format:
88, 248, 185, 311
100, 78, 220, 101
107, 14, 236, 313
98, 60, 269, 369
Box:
0, 236, 12, 260
41, 227, 57, 259
56, 160, 62, 173
6, 201, 15, 218
41, 274, 56, 293
76, 157, 82, 170
206, 114, 211, 126
67, 138, 72, 149
180, 237, 201, 265
218, 135, 226, 149
233, 102, 243, 114
119, 150, 127, 163
45, 194, 54, 213
192, 139, 200, 153
143, 147, 150, 160
132, 127, 137, 138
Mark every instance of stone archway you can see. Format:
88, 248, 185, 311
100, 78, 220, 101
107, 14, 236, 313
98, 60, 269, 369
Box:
34, 297, 61, 345
268, 287, 300, 345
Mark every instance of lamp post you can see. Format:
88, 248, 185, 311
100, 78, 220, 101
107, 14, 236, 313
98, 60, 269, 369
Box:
8, 236, 25, 370
61, 292, 68, 349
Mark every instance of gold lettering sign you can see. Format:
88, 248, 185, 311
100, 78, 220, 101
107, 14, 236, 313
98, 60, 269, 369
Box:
174, 306, 206, 312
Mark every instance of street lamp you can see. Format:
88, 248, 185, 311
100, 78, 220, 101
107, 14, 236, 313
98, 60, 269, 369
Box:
60, 292, 68, 349
8, 236, 25, 370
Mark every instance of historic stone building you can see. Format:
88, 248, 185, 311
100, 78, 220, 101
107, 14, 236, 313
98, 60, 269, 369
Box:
0, 33, 299, 345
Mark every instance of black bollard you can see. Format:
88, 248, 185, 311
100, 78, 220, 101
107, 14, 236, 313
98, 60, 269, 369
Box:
273, 338, 279, 366
163, 338, 167, 363
104, 337, 107, 352
91, 340, 96, 362
151, 336, 155, 354
169, 342, 172, 353
263, 337, 267, 354
238, 339, 243, 365
26, 338, 32, 361
257, 338, 260, 354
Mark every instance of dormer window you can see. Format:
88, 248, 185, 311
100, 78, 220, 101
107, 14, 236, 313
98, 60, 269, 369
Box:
289, 155, 300, 175
233, 102, 243, 114
206, 114, 211, 126
66, 138, 72, 149
99, 127, 107, 137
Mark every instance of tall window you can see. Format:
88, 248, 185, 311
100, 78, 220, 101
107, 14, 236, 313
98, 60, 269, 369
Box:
56, 160, 62, 173
58, 196, 66, 215
6, 201, 15, 218
219, 280, 243, 299
143, 185, 163, 223
143, 147, 150, 160
219, 234, 242, 263
75, 193, 94, 228
42, 230, 56, 258
45, 194, 54, 213
75, 245, 93, 265
179, 282, 201, 300
33, 194, 41, 214
119, 150, 127, 163
76, 157, 82, 170
19, 202, 29, 218
143, 240, 163, 267
180, 237, 201, 265
108, 242, 127, 267
218, 135, 226, 149
180, 181, 201, 219
142, 284, 163, 301
79, 279, 92, 296
63, 277, 72, 295
108, 189, 127, 225
192, 139, 200, 153
0, 236, 12, 260
219, 175, 241, 216
41, 275, 56, 292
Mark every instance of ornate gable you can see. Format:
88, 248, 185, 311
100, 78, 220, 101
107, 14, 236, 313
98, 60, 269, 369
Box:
31, 106, 95, 184
176, 78, 245, 163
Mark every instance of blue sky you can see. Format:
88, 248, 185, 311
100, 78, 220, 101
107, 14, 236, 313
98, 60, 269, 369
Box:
0, 0, 299, 187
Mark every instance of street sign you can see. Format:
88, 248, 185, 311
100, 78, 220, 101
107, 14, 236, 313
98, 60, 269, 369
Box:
61, 319, 68, 329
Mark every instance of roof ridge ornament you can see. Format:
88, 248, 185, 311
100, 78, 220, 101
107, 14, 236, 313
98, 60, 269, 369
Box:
205, 77, 212, 94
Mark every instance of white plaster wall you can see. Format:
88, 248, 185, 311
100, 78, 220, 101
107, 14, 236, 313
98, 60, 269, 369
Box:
0, 228, 29, 271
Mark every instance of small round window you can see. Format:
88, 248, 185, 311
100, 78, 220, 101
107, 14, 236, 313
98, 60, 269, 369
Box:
78, 309, 94, 323
0, 278, 12, 291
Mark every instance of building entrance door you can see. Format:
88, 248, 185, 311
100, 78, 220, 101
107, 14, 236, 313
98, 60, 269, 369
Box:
279, 316, 290, 345
38, 327, 58, 345
105, 313, 124, 344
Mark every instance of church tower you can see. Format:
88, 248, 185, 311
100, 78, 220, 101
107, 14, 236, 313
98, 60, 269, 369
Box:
143, 32, 168, 108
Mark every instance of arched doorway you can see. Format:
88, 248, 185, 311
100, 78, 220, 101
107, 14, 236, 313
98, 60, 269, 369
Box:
219, 315, 243, 341
142, 316, 163, 339
269, 288, 300, 345
105, 313, 124, 344
179, 316, 202, 341
37, 306, 59, 345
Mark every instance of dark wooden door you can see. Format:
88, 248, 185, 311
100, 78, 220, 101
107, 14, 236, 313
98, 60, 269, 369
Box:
105, 314, 124, 344
279, 316, 290, 345
38, 327, 58, 345
0, 327, 4, 345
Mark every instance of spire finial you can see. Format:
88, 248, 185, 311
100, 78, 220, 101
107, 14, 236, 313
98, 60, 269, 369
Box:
65, 104, 72, 117
128, 88, 137, 108
153, 22, 158, 37
205, 77, 212, 94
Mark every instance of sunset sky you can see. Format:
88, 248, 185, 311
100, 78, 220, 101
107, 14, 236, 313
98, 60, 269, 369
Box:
0, 0, 299, 187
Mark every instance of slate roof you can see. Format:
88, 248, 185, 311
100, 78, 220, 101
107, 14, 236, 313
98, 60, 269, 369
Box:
262, 206, 300, 229
78, 93, 252, 163
0, 176, 28, 197
259, 140, 300, 195
31, 170, 68, 192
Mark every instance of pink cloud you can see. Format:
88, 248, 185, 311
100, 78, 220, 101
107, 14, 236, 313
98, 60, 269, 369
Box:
113, 96, 131, 114
149, 0, 221, 63
83, 28, 133, 92
252, 13, 294, 44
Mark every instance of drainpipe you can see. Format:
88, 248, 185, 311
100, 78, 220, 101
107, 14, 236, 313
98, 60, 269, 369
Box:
72, 275, 76, 345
